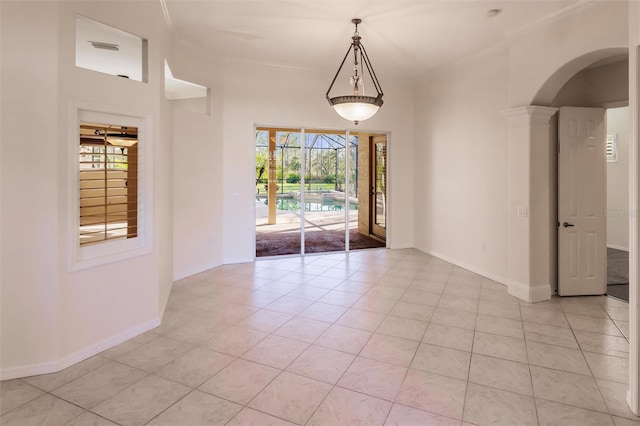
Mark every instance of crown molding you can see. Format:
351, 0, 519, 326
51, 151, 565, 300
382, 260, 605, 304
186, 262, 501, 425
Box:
505, 0, 600, 39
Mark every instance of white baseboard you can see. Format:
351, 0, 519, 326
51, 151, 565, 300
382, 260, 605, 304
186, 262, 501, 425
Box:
607, 244, 630, 252
389, 242, 413, 250
0, 317, 160, 381
223, 256, 254, 265
415, 246, 510, 288
416, 246, 554, 302
174, 261, 222, 281
508, 279, 552, 303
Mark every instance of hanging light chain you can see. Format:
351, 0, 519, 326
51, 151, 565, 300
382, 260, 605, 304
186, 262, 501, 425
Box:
351, 19, 363, 96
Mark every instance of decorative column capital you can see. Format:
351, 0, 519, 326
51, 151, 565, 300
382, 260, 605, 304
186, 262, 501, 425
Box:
502, 106, 558, 125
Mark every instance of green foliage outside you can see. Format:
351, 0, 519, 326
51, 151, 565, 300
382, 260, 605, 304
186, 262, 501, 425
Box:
255, 130, 358, 196
256, 149, 267, 184
286, 173, 300, 183
255, 182, 337, 194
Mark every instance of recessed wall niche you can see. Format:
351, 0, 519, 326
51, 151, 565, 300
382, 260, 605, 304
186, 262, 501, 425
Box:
164, 60, 210, 115
75, 15, 148, 82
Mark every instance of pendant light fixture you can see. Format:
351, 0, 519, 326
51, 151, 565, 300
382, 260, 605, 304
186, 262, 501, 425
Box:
326, 18, 384, 125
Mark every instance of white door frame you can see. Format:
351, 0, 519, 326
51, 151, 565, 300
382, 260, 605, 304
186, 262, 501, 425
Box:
627, 39, 639, 415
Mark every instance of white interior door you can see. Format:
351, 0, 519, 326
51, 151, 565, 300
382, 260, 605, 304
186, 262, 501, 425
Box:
558, 107, 607, 296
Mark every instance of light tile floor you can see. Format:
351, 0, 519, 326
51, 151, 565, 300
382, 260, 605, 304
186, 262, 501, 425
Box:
1, 249, 639, 426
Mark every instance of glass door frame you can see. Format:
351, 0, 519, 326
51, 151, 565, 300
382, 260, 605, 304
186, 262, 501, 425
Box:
370, 135, 387, 240
254, 126, 357, 257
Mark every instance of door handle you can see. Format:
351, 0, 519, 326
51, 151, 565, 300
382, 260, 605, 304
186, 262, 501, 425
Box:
562, 222, 575, 227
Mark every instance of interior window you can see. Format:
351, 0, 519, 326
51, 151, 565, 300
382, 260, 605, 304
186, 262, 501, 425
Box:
75, 15, 148, 82
79, 122, 138, 246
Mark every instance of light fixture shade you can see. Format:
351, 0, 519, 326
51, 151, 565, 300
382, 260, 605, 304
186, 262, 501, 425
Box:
330, 95, 382, 122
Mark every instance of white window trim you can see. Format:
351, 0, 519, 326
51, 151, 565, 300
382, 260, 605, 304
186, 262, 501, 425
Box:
68, 102, 153, 271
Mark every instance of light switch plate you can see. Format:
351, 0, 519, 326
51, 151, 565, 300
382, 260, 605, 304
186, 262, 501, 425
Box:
517, 205, 528, 217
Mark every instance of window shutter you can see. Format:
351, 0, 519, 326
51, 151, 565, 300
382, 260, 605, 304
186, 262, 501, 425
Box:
79, 123, 138, 246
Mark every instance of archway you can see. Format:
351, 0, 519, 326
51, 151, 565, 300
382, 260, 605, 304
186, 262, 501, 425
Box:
504, 46, 638, 417
503, 48, 629, 301
532, 48, 629, 106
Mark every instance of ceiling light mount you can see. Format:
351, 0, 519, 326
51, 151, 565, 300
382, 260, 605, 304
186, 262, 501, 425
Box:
326, 18, 384, 125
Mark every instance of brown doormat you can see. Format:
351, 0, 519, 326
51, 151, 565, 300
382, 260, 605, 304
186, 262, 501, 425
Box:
256, 228, 385, 257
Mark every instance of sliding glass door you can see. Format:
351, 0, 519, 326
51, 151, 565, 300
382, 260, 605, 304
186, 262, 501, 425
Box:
302, 132, 358, 253
255, 129, 301, 257
255, 127, 385, 258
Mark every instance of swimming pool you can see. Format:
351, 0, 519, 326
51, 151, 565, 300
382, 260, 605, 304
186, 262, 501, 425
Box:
259, 197, 358, 211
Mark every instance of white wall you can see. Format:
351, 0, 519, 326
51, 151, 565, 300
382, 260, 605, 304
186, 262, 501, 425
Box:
509, 1, 628, 107
413, 1, 630, 289
0, 1, 174, 378
413, 47, 510, 282
1, 1, 62, 375
607, 106, 630, 251
221, 61, 415, 263
172, 99, 224, 278
170, 41, 225, 280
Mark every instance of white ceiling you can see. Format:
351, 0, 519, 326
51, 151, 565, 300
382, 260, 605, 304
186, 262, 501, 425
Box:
164, 0, 582, 81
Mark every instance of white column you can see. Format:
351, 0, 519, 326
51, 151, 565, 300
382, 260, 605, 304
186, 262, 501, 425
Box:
502, 106, 558, 302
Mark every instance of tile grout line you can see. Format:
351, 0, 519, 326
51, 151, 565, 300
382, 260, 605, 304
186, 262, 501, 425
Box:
162, 266, 322, 425
520, 301, 542, 426
9, 250, 634, 425
378, 254, 444, 425
559, 301, 618, 420
239, 270, 369, 425
460, 282, 479, 426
